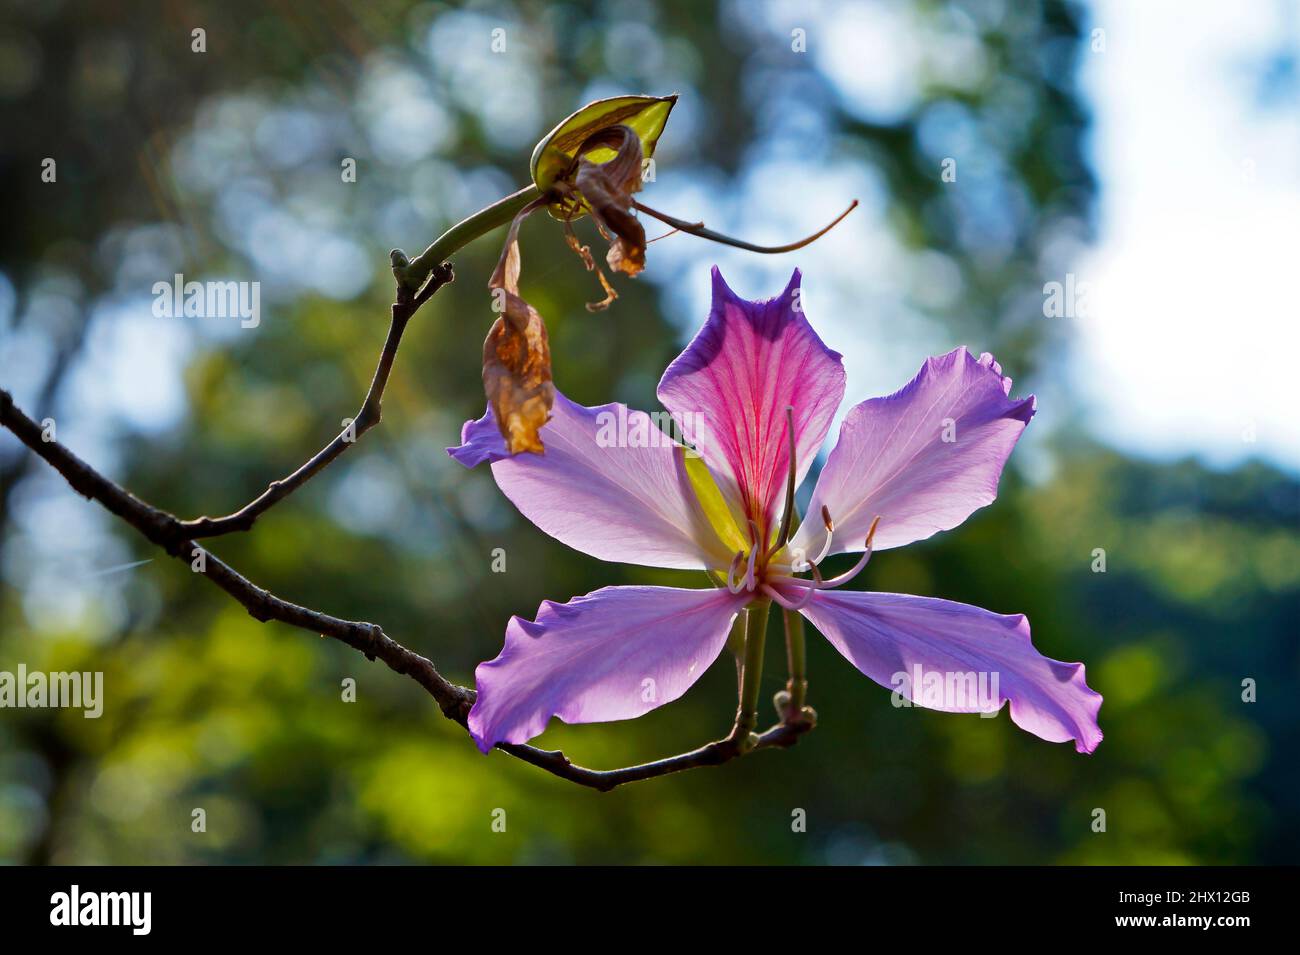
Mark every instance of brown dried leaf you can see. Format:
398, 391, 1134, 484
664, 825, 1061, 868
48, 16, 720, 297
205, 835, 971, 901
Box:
484, 198, 554, 455
482, 308, 552, 455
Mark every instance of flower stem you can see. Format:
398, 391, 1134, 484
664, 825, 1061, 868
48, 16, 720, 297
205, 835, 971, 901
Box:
396, 184, 542, 289
730, 599, 770, 750
783, 607, 808, 715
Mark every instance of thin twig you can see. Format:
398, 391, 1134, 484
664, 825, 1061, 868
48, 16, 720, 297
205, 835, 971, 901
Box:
631, 198, 858, 254
0, 276, 813, 793
172, 263, 456, 542
499, 719, 812, 792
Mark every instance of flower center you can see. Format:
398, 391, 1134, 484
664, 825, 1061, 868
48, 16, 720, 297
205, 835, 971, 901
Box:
726, 510, 880, 609
720, 405, 880, 609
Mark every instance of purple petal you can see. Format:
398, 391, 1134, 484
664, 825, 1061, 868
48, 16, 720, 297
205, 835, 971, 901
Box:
657, 267, 845, 535
448, 392, 734, 570
790, 347, 1034, 559
800, 590, 1102, 753
448, 408, 510, 468
468, 585, 748, 751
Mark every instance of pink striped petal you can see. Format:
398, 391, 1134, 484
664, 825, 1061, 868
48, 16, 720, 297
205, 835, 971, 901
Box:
657, 267, 845, 536
468, 585, 748, 751
800, 590, 1102, 753
790, 347, 1034, 560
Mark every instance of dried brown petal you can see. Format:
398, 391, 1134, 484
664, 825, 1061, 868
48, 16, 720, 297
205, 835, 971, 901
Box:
484, 197, 554, 454
482, 308, 552, 455
573, 125, 648, 279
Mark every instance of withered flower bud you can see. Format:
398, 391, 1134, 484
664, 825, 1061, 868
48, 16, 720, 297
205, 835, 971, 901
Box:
476, 95, 678, 454
483, 196, 553, 455
572, 125, 649, 279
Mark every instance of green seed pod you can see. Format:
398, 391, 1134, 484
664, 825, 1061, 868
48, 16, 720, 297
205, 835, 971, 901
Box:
529, 93, 677, 204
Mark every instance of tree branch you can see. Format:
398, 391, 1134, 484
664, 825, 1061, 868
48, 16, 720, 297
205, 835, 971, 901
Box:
172, 262, 456, 542
498, 718, 812, 792
0, 276, 813, 793
397, 185, 539, 290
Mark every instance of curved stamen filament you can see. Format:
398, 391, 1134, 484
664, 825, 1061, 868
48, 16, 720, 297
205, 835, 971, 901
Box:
762, 582, 814, 612
810, 547, 872, 589
767, 561, 822, 590
769, 406, 798, 560
725, 550, 747, 594
789, 506, 834, 573
744, 536, 759, 592
805, 505, 836, 568
770, 516, 882, 591
813, 517, 881, 588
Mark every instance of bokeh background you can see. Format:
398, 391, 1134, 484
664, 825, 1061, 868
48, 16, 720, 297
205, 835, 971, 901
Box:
1, 0, 1297, 864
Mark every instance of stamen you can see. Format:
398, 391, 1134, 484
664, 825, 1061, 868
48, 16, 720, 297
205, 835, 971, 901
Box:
769, 406, 798, 560
788, 506, 833, 572
744, 535, 759, 593
762, 582, 815, 611
805, 505, 835, 567
725, 550, 747, 594
810, 518, 881, 589
812, 550, 872, 589
767, 562, 823, 590
865, 514, 881, 549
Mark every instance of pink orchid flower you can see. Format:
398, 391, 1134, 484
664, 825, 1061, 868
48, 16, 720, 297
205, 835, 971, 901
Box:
450, 268, 1103, 755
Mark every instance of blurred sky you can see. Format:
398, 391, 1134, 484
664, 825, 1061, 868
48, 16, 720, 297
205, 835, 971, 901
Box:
1077, 0, 1300, 470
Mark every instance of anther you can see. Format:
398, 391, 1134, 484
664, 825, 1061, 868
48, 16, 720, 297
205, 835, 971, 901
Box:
805, 505, 836, 567
810, 517, 882, 590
